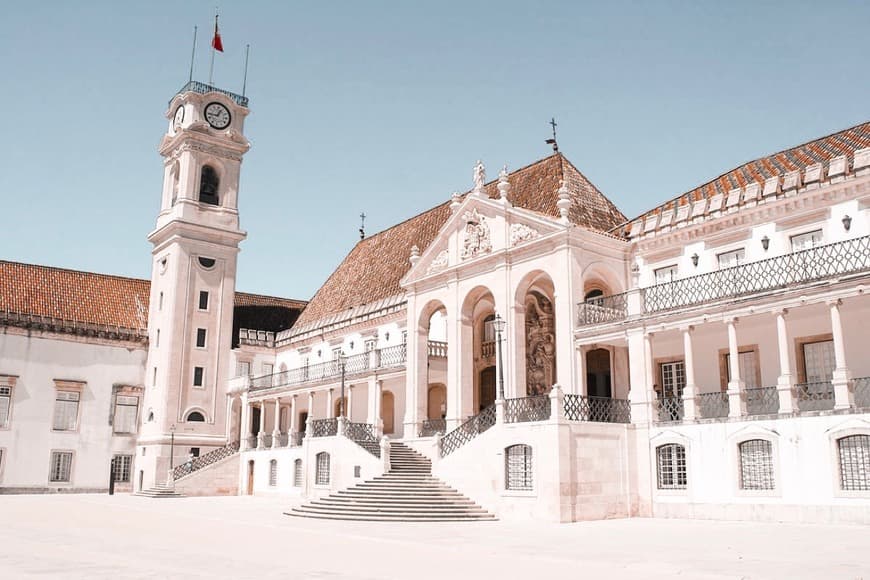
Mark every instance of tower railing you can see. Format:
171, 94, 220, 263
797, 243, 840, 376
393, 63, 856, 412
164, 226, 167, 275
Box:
174, 81, 249, 107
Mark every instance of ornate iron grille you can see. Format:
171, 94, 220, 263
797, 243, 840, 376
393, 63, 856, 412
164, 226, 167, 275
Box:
439, 404, 496, 457
577, 292, 629, 326
656, 444, 687, 489
739, 439, 775, 490
268, 459, 277, 486
174, 80, 249, 107
837, 435, 870, 491
243, 435, 258, 450
310, 418, 338, 437
505, 444, 533, 491
419, 418, 446, 437
796, 381, 835, 412
697, 392, 729, 419
343, 353, 371, 375
379, 344, 407, 367
504, 395, 551, 423
345, 421, 377, 442
260, 433, 273, 449
293, 459, 303, 487
315, 452, 330, 485
853, 377, 870, 408
745, 387, 780, 415
563, 395, 631, 423
653, 396, 685, 422
173, 441, 240, 480
288, 431, 304, 447
642, 235, 870, 313
274, 433, 289, 448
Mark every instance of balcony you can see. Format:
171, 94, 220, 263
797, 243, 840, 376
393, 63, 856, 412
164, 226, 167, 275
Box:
249, 344, 409, 392
174, 80, 249, 107
238, 328, 275, 348
577, 235, 870, 326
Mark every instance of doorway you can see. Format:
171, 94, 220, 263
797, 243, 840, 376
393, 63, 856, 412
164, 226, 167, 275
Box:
586, 349, 612, 398
246, 460, 255, 495
382, 391, 395, 434
479, 366, 496, 412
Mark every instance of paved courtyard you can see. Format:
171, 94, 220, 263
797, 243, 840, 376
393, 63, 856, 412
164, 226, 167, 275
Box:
0, 495, 868, 579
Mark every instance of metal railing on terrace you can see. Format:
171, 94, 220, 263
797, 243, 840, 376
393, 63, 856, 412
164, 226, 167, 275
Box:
563, 395, 631, 423
697, 392, 729, 419
577, 235, 870, 326
504, 395, 551, 423
855, 377, 870, 408
249, 344, 409, 391
174, 80, 249, 107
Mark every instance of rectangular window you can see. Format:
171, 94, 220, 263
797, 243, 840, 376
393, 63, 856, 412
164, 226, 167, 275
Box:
158, 292, 164, 311
237, 361, 251, 377
803, 340, 835, 382
156, 329, 160, 348
263, 363, 274, 376
196, 328, 207, 348
725, 350, 760, 390
791, 229, 823, 251
53, 391, 80, 431
49, 451, 73, 483
739, 439, 775, 490
838, 435, 870, 492
660, 361, 685, 398
152, 367, 157, 387
505, 445, 533, 491
112, 454, 132, 482
113, 395, 139, 434
198, 291, 209, 310
193, 367, 204, 387
654, 265, 678, 285
717, 249, 745, 269
656, 444, 687, 490
0, 386, 11, 428
269, 459, 278, 486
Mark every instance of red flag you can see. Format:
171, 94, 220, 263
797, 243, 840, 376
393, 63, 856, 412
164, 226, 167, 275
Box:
211, 18, 224, 52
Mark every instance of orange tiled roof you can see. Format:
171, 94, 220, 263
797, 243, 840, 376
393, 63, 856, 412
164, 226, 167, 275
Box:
296, 154, 625, 326
0, 260, 305, 331
617, 121, 870, 235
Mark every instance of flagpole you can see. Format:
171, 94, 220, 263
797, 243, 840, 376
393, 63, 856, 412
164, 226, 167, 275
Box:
188, 26, 198, 83
208, 12, 218, 86
242, 44, 250, 97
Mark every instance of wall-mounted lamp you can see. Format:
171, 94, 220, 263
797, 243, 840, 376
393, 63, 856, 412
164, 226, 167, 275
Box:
842, 214, 852, 231
691, 253, 699, 267
761, 235, 770, 251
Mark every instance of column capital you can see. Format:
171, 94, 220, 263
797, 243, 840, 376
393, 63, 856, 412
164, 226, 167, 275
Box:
678, 324, 695, 333
291, 393, 297, 400
826, 298, 843, 308
723, 315, 739, 325
771, 307, 789, 317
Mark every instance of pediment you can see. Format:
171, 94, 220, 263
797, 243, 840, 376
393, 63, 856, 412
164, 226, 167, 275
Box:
402, 195, 563, 286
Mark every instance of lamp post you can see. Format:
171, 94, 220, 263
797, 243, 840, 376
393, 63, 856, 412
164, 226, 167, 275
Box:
169, 424, 176, 470
339, 350, 347, 419
493, 313, 506, 401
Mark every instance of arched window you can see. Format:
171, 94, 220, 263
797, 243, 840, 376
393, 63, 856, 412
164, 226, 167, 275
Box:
293, 459, 303, 487
584, 288, 604, 302
505, 444, 533, 491
199, 165, 220, 205
186, 411, 205, 422
838, 435, 870, 491
315, 452, 330, 485
738, 439, 775, 490
656, 444, 687, 489
268, 459, 277, 487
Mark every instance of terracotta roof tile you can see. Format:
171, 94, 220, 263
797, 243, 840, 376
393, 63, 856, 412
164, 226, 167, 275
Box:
0, 260, 305, 332
296, 154, 626, 326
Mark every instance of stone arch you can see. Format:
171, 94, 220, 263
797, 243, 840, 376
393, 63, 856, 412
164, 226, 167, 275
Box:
581, 261, 625, 298
184, 407, 208, 422
427, 383, 447, 420
198, 164, 221, 205
514, 271, 557, 396
460, 285, 497, 412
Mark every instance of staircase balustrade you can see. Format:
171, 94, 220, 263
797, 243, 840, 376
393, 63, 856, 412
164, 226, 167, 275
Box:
563, 395, 631, 423
172, 441, 239, 480
310, 418, 339, 437
577, 292, 629, 326
439, 404, 496, 457
504, 395, 551, 423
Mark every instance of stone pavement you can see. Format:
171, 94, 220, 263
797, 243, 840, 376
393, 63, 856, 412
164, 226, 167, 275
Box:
0, 494, 868, 579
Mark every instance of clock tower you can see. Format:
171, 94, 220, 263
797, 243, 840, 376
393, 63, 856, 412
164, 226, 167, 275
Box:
138, 82, 250, 489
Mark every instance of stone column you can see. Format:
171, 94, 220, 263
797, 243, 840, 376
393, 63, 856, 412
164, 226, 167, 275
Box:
829, 299, 854, 410
240, 396, 251, 449
326, 388, 334, 419
726, 317, 745, 417
271, 398, 281, 449
305, 391, 315, 438
775, 309, 795, 413
575, 346, 586, 396
373, 379, 384, 436
289, 394, 298, 442
627, 330, 652, 424
553, 288, 576, 394
256, 402, 266, 449
347, 385, 354, 421
681, 326, 697, 421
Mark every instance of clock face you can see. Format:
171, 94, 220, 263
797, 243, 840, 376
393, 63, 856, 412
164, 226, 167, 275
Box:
204, 102, 231, 129
173, 105, 185, 129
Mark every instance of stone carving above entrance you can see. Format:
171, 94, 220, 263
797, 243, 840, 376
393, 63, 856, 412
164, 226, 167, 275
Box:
460, 208, 492, 260
525, 291, 556, 396
426, 250, 449, 275
509, 223, 540, 246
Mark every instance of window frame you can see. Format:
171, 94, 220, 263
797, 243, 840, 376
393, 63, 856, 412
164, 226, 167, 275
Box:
198, 290, 210, 311
315, 452, 330, 486
504, 444, 534, 493
195, 328, 207, 349
736, 437, 778, 494
293, 458, 303, 487
716, 248, 746, 269
236, 361, 251, 378
654, 264, 678, 285
112, 454, 133, 483
0, 384, 13, 430
830, 430, 870, 498
790, 229, 824, 252
52, 385, 83, 432
193, 366, 205, 388
48, 450, 74, 484
655, 443, 688, 491
269, 459, 278, 487
112, 394, 140, 435
718, 345, 762, 391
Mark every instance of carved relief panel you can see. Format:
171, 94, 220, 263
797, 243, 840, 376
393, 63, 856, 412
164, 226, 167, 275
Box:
525, 291, 556, 396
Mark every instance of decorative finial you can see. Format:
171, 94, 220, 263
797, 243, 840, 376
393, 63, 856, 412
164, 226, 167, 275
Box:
409, 245, 421, 266
546, 118, 559, 153
450, 191, 462, 214
359, 212, 367, 240
497, 165, 511, 205
557, 179, 571, 223
473, 160, 486, 196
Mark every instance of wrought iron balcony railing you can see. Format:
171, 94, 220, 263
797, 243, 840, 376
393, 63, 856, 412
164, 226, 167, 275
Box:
310, 418, 339, 437
577, 293, 629, 326
504, 395, 551, 423
697, 392, 729, 419
642, 235, 870, 313
174, 80, 249, 107
419, 418, 447, 437
654, 395, 685, 423
563, 394, 631, 423
243, 435, 258, 450
795, 381, 835, 412
439, 404, 496, 457
745, 386, 780, 415
854, 377, 870, 408
345, 421, 377, 442
250, 343, 413, 392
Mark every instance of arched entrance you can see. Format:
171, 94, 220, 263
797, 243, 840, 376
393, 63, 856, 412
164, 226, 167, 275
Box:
246, 460, 255, 495
427, 384, 447, 419
382, 391, 395, 434
479, 367, 496, 411
586, 348, 612, 398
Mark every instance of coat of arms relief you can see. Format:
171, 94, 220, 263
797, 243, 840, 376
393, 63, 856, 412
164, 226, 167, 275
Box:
460, 208, 492, 260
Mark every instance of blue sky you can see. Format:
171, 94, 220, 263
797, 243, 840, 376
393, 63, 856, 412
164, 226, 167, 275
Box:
1, 1, 867, 300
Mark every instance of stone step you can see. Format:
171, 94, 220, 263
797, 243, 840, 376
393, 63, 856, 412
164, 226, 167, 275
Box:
298, 505, 490, 515
285, 510, 497, 522
315, 498, 479, 508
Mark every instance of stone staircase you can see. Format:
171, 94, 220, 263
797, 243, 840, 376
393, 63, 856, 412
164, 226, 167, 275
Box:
287, 442, 496, 522
135, 480, 183, 498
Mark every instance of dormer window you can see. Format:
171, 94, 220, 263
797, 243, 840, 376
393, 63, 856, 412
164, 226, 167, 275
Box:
199, 165, 220, 205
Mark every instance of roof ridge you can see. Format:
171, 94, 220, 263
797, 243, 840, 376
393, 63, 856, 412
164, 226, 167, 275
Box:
0, 259, 150, 285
